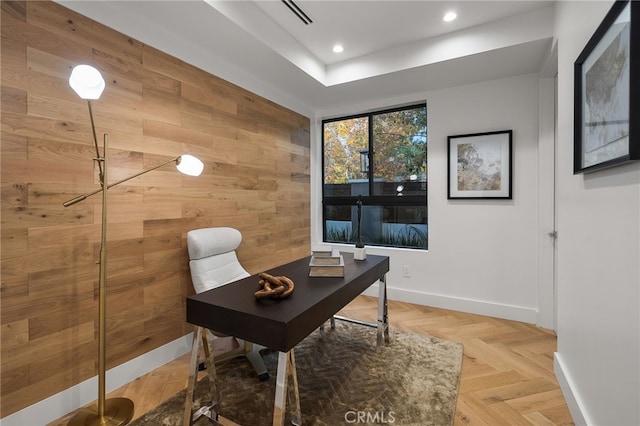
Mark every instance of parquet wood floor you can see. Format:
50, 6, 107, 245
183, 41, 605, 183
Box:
48, 296, 573, 425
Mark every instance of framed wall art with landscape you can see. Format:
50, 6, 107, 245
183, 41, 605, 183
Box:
448, 130, 512, 199
574, 0, 638, 174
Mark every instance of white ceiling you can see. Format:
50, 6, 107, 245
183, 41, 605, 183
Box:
251, 1, 553, 64
57, 0, 556, 116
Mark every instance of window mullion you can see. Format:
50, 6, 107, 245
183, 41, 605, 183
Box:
368, 113, 374, 196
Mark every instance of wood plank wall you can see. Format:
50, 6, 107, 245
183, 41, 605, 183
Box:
0, 1, 310, 417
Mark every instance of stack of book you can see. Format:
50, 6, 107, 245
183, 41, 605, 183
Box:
309, 247, 344, 277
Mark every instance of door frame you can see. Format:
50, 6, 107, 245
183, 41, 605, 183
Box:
537, 43, 558, 331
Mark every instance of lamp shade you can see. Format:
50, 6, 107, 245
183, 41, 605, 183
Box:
69, 65, 105, 100
176, 154, 204, 176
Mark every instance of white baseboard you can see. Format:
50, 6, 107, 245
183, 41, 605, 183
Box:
362, 284, 538, 324
0, 333, 194, 426
554, 353, 589, 425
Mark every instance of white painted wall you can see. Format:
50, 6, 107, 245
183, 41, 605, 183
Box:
553, 1, 640, 425
312, 73, 544, 324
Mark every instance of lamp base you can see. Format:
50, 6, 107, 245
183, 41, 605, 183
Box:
68, 397, 134, 426
354, 247, 367, 260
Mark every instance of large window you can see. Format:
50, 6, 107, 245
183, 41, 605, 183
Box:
322, 104, 427, 249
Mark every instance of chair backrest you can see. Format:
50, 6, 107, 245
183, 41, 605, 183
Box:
187, 227, 250, 294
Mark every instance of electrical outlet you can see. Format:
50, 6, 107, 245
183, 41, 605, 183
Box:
402, 265, 411, 278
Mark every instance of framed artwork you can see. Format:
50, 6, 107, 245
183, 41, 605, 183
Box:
574, 0, 639, 174
447, 130, 512, 199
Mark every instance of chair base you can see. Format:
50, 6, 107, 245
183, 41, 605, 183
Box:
200, 334, 269, 381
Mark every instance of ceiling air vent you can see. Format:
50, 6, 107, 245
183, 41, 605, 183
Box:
281, 0, 313, 25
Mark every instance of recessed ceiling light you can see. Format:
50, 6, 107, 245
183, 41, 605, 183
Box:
333, 44, 344, 53
443, 11, 457, 22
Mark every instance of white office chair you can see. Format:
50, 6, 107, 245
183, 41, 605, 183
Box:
187, 227, 269, 381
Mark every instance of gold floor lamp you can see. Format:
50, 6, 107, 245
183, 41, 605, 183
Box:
64, 65, 204, 426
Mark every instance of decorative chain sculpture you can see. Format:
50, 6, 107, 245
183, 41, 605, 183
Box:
254, 272, 295, 300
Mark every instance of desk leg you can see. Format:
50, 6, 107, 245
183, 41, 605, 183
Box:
273, 350, 301, 426
183, 326, 221, 426
376, 274, 390, 353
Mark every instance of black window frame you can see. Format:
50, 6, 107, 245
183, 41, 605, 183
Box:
321, 103, 427, 249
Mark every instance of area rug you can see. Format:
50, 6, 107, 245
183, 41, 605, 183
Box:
130, 322, 463, 426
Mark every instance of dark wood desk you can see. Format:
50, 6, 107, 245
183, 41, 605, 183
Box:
183, 252, 390, 425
